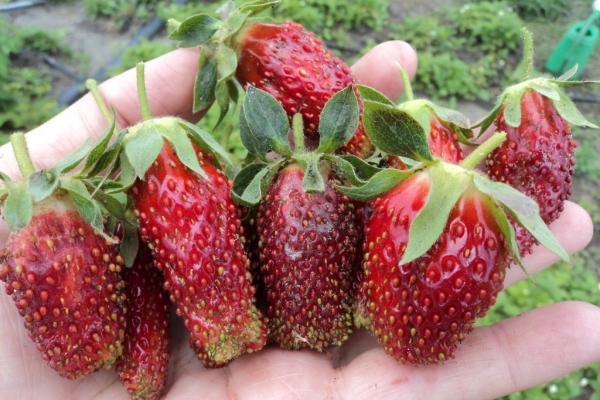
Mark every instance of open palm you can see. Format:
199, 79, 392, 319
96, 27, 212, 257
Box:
0, 44, 599, 400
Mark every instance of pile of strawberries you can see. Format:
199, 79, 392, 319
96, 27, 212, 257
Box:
0, 0, 596, 399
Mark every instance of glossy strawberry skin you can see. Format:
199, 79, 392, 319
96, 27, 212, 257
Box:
256, 164, 360, 350
485, 89, 576, 255
116, 244, 170, 400
384, 114, 464, 169
356, 173, 509, 364
235, 21, 373, 158
131, 141, 267, 367
0, 195, 126, 379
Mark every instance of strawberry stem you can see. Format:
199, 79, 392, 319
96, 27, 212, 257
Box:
10, 132, 36, 179
136, 63, 152, 122
167, 18, 181, 31
86, 79, 119, 135
398, 65, 414, 101
459, 131, 507, 170
521, 28, 534, 81
292, 113, 306, 153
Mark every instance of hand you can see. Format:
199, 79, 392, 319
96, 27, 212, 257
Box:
0, 42, 599, 400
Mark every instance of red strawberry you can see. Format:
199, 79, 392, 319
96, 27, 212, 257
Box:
480, 31, 597, 256
0, 133, 127, 379
131, 141, 267, 367
116, 243, 170, 400
169, 4, 373, 158
342, 98, 570, 365
355, 173, 508, 363
255, 163, 360, 349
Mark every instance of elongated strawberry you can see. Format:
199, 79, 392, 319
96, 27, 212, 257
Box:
0, 132, 127, 379
232, 85, 365, 349
340, 95, 570, 365
114, 64, 267, 368
116, 243, 170, 400
168, 0, 373, 158
480, 29, 598, 256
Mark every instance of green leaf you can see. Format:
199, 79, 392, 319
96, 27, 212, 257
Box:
231, 162, 274, 206
162, 124, 207, 179
28, 170, 59, 202
118, 151, 137, 190
473, 174, 570, 263
489, 199, 526, 273
356, 84, 395, 106
337, 155, 382, 180
556, 65, 578, 81
237, 0, 282, 16
317, 85, 360, 153
428, 102, 472, 130
297, 155, 325, 193
3, 181, 33, 232
52, 138, 93, 175
193, 47, 218, 113
335, 168, 413, 201
221, 12, 250, 42
401, 165, 470, 264
125, 126, 164, 180
362, 101, 433, 162
216, 46, 237, 82
179, 120, 233, 168
553, 90, 599, 128
503, 90, 523, 128
240, 86, 291, 160
61, 179, 107, 240
91, 189, 127, 220
82, 116, 116, 175
529, 83, 561, 101
324, 155, 369, 187
214, 79, 231, 128
86, 130, 126, 178
169, 14, 221, 47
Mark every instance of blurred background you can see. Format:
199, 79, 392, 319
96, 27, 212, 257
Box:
1, 0, 600, 398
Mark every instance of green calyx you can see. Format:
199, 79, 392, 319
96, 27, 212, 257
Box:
231, 84, 370, 205
168, 0, 281, 120
477, 28, 600, 135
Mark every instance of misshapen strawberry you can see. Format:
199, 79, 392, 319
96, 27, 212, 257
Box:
168, 0, 373, 158
232, 85, 365, 349
116, 243, 170, 400
340, 92, 570, 364
116, 64, 267, 367
480, 29, 598, 256
0, 132, 127, 379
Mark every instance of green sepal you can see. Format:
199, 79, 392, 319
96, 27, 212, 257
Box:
554, 90, 599, 128
556, 65, 578, 81
220, 12, 251, 43
335, 167, 414, 202
316, 85, 360, 154
124, 126, 164, 180
473, 103, 502, 139
236, 0, 282, 16
120, 219, 139, 268
240, 86, 291, 160
489, 198, 527, 274
118, 147, 137, 190
52, 138, 93, 175
296, 154, 325, 194
179, 120, 233, 169
231, 159, 284, 206
503, 90, 523, 128
214, 79, 231, 129
86, 130, 127, 178
81, 116, 117, 175
363, 100, 433, 162
193, 47, 218, 114
60, 178, 111, 242
337, 155, 382, 180
401, 164, 470, 265
324, 155, 369, 187
168, 13, 221, 48
162, 122, 207, 179
28, 170, 60, 202
427, 102, 475, 144
216, 45, 237, 82
3, 181, 33, 232
90, 188, 127, 221
473, 174, 570, 263
356, 84, 395, 106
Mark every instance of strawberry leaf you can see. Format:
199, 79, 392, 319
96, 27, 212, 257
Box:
240, 86, 291, 160
529, 83, 561, 101
118, 151, 136, 190
169, 14, 221, 48
337, 155, 381, 180
401, 164, 470, 265
90, 189, 127, 220
179, 120, 233, 168
4, 181, 33, 232
194, 47, 218, 113
356, 84, 396, 106
52, 138, 94, 175
473, 174, 570, 263
231, 161, 283, 206
335, 167, 413, 201
428, 102, 472, 130
221, 12, 251, 43
553, 90, 599, 128
61, 179, 109, 241
363, 101, 433, 162
214, 79, 231, 128
503, 90, 523, 128
237, 0, 282, 16
216, 46, 237, 82
324, 155, 368, 187
162, 123, 207, 179
125, 126, 164, 180
86, 130, 126, 178
317, 85, 360, 153
556, 65, 578, 81
82, 116, 116, 174
28, 170, 59, 202
489, 199, 527, 274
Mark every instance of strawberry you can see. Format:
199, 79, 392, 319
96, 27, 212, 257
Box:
0, 131, 127, 379
480, 30, 598, 256
116, 64, 267, 367
231, 85, 365, 349
116, 243, 170, 400
339, 92, 570, 364
168, 0, 374, 158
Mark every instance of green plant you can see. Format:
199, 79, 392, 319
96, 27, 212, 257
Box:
470, 0, 569, 21
16, 27, 73, 56
83, 0, 169, 29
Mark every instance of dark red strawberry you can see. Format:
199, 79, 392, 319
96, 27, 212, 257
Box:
0, 132, 127, 379
255, 163, 360, 349
116, 243, 170, 400
480, 31, 597, 256
168, 3, 373, 158
341, 98, 570, 365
